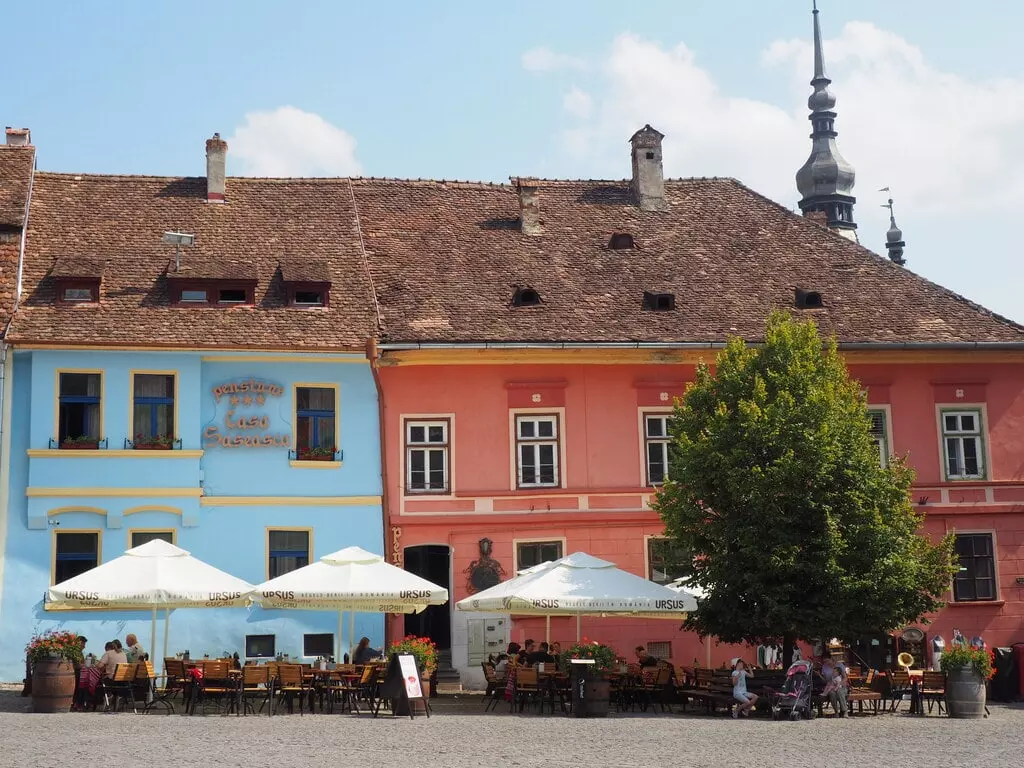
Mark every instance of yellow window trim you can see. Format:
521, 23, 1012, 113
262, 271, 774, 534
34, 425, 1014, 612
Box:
266, 526, 314, 581
28, 487, 203, 498
201, 495, 380, 507
54, 368, 105, 446
292, 382, 341, 457
47, 506, 107, 518
27, 449, 204, 458
128, 370, 180, 444
51, 527, 102, 586
289, 460, 343, 469
127, 528, 177, 549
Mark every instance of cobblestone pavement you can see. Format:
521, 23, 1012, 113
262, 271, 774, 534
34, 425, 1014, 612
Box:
1, 694, 1022, 768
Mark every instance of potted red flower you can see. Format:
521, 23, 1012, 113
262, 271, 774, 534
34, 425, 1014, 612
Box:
133, 433, 174, 450
60, 435, 99, 450
297, 445, 336, 462
387, 635, 438, 714
25, 630, 85, 712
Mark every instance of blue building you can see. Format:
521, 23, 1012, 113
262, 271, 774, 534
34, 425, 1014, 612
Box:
0, 133, 385, 681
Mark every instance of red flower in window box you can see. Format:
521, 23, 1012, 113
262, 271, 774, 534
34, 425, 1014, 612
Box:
133, 433, 175, 450
61, 436, 99, 450
297, 446, 336, 461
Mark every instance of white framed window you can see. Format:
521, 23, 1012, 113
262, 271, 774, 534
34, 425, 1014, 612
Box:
643, 413, 671, 485
941, 410, 985, 480
515, 540, 564, 571
952, 532, 997, 602
868, 409, 889, 467
645, 536, 691, 585
515, 414, 559, 488
405, 420, 450, 493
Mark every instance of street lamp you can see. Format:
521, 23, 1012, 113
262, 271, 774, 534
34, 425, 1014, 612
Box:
162, 231, 195, 271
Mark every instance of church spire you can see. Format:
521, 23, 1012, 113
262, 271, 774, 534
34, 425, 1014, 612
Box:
795, 2, 857, 240
881, 190, 906, 266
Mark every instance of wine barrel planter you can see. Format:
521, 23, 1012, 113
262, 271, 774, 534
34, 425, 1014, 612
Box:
946, 666, 986, 718
583, 678, 611, 717
31, 659, 75, 713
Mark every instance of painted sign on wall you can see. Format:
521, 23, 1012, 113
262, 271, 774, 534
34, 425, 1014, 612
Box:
204, 378, 291, 448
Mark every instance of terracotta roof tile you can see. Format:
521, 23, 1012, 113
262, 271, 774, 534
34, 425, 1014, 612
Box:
279, 257, 331, 284
51, 255, 106, 279
0, 146, 34, 330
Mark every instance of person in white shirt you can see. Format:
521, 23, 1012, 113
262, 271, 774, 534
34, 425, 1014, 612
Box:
731, 659, 758, 718
96, 641, 128, 678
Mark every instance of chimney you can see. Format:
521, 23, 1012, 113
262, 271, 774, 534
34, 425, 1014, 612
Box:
205, 132, 228, 203
515, 179, 542, 236
804, 210, 829, 227
629, 124, 666, 211
5, 127, 31, 146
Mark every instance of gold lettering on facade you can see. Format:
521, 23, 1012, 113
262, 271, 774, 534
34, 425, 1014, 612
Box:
205, 379, 290, 448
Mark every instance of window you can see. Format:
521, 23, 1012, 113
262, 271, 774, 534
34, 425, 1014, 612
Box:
953, 533, 996, 602
647, 537, 690, 585
512, 287, 541, 307
609, 233, 635, 250
795, 288, 823, 309
293, 290, 324, 306
61, 286, 96, 302
180, 289, 208, 303
133, 373, 175, 443
218, 288, 247, 303
245, 634, 276, 659
643, 413, 671, 485
646, 641, 672, 660
295, 386, 336, 458
130, 530, 175, 548
268, 529, 310, 578
303, 633, 334, 657
516, 540, 563, 571
643, 292, 675, 311
868, 409, 889, 467
58, 372, 101, 445
54, 531, 99, 584
515, 414, 559, 487
405, 420, 449, 493
942, 410, 985, 480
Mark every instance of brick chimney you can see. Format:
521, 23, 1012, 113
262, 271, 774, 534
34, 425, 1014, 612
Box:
629, 124, 666, 211
205, 133, 227, 203
5, 127, 31, 146
515, 179, 542, 236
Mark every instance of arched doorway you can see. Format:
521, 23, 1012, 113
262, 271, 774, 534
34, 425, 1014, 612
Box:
403, 545, 451, 651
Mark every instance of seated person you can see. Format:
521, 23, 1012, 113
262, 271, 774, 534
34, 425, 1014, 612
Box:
352, 637, 382, 665
635, 645, 659, 667
124, 633, 146, 663
97, 641, 128, 678
493, 653, 510, 677
550, 642, 562, 662
526, 642, 556, 665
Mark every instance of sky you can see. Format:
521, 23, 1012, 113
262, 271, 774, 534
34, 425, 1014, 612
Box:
6, 1, 1023, 323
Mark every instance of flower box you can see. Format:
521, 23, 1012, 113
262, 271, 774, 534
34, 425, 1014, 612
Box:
133, 443, 173, 451
298, 452, 335, 461
61, 440, 98, 450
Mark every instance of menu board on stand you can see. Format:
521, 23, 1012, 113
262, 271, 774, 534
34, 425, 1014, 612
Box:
374, 653, 430, 719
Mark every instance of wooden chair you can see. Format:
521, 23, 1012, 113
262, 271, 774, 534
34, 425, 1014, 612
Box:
324, 668, 361, 714
190, 660, 236, 715
274, 664, 311, 715
887, 669, 912, 712
513, 667, 540, 713
102, 663, 139, 713
240, 664, 272, 716
481, 663, 504, 712
920, 671, 946, 715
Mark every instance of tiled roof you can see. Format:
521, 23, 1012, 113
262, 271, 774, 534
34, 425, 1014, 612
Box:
9, 174, 379, 349
0, 145, 35, 331
352, 177, 1024, 345
4, 162, 1023, 348
51, 255, 106, 279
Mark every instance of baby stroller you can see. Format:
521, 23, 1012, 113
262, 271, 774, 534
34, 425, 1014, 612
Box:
772, 659, 816, 720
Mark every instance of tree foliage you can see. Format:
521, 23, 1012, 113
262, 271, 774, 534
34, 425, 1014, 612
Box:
653, 313, 956, 650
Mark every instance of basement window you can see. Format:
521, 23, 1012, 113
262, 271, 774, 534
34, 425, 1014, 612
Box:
609, 233, 635, 250
643, 292, 675, 312
795, 288, 823, 309
512, 287, 542, 307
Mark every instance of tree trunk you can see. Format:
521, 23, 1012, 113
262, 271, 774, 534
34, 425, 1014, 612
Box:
782, 633, 797, 670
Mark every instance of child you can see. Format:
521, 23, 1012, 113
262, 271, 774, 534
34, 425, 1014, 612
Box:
731, 659, 758, 718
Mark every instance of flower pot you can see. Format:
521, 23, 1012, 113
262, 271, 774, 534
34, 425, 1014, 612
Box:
134, 443, 171, 451
30, 659, 75, 713
298, 453, 334, 461
62, 441, 98, 450
946, 666, 986, 718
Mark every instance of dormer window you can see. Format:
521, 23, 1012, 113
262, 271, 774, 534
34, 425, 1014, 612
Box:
278, 258, 331, 308
643, 291, 675, 311
795, 288, 823, 309
512, 287, 541, 307
609, 233, 635, 250
59, 283, 99, 303
293, 290, 325, 306
180, 289, 208, 303
51, 257, 104, 305
218, 288, 247, 304
169, 279, 256, 306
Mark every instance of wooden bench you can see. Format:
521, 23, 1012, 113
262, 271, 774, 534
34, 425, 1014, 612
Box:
678, 668, 787, 716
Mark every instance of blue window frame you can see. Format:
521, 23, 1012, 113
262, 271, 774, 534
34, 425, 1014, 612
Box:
296, 386, 336, 457
268, 530, 310, 578
132, 374, 175, 442
58, 372, 101, 444
54, 531, 99, 584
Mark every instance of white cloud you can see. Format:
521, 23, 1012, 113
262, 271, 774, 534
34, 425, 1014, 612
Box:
522, 47, 588, 72
526, 24, 1024, 323
227, 106, 361, 177
562, 87, 593, 119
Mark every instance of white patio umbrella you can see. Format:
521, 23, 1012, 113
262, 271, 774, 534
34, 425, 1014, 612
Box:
456, 552, 699, 640
47, 539, 254, 670
250, 546, 449, 660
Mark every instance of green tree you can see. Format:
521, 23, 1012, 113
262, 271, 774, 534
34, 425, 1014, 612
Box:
652, 313, 956, 665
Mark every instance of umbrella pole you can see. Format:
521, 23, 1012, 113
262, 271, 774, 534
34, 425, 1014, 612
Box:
576, 615, 581, 642
349, 610, 355, 662
336, 611, 343, 662
545, 615, 551, 644
706, 636, 711, 668
150, 606, 157, 666
163, 609, 171, 674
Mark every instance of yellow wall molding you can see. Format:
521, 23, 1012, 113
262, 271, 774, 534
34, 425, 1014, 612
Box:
27, 449, 204, 458
28, 487, 203, 498
201, 495, 381, 507
289, 460, 343, 469
122, 505, 183, 517
47, 506, 107, 517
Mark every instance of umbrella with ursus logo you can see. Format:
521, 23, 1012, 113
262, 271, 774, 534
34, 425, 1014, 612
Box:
46, 539, 255, 672
455, 551, 698, 640
250, 546, 448, 661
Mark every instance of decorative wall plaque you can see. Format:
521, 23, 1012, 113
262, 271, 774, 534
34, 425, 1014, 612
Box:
464, 538, 506, 594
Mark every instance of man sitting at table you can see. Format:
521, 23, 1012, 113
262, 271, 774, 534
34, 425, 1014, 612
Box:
124, 633, 146, 663
527, 642, 555, 665
635, 646, 659, 667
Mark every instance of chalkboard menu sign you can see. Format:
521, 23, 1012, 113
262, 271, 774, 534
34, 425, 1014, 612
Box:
374, 653, 430, 719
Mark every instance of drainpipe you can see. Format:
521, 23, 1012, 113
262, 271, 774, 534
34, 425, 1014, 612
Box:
367, 336, 393, 647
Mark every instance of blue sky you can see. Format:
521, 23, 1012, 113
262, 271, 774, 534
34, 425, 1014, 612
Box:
7, 1, 1023, 322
